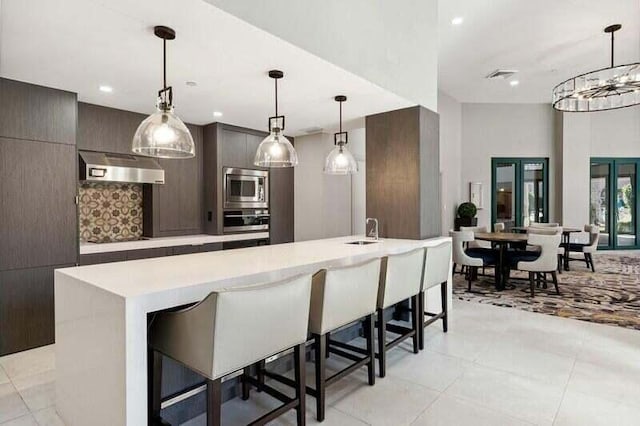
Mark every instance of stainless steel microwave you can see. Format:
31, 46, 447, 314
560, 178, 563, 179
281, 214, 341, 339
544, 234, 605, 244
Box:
223, 167, 269, 209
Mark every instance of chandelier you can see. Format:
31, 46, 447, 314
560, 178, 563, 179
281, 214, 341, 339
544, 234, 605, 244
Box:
552, 24, 640, 112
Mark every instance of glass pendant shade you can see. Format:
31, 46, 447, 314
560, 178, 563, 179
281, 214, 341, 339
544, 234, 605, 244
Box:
324, 144, 358, 175
254, 121, 298, 167
132, 105, 195, 158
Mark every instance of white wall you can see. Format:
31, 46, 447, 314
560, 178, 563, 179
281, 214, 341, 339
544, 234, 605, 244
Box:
438, 91, 462, 234
562, 107, 640, 240
460, 103, 556, 229
206, 0, 439, 112
294, 133, 355, 241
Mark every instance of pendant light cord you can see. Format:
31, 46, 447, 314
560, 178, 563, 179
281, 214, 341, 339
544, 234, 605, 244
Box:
610, 30, 615, 68
163, 38, 167, 91
274, 77, 278, 116
339, 99, 343, 133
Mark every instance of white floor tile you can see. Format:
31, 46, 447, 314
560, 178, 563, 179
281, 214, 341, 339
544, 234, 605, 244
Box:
0, 346, 54, 382
386, 348, 469, 392
0, 414, 38, 426
332, 375, 439, 426
444, 364, 564, 425
31, 408, 65, 426
0, 383, 30, 424
12, 371, 55, 412
411, 394, 534, 426
554, 389, 640, 426
566, 360, 640, 409
0, 367, 10, 385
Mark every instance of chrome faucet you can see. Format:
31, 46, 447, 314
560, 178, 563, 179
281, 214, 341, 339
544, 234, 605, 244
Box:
366, 218, 379, 240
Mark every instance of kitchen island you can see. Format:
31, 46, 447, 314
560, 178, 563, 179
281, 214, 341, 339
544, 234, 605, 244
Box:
54, 235, 451, 426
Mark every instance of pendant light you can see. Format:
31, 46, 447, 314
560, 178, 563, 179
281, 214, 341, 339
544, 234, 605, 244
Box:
324, 95, 358, 175
254, 70, 298, 168
552, 24, 640, 112
132, 26, 195, 158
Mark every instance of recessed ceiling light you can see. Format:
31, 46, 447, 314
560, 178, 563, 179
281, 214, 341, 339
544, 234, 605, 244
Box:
510, 80, 520, 87
99, 85, 113, 93
213, 111, 223, 117
451, 17, 464, 25
185, 81, 198, 87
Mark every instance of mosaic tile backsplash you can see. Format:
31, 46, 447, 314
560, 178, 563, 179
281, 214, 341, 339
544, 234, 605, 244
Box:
79, 182, 143, 243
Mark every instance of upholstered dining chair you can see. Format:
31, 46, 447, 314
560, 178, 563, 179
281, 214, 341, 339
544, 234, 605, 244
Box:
494, 223, 505, 233
566, 225, 600, 272
527, 226, 565, 273
511, 233, 562, 297
450, 231, 495, 292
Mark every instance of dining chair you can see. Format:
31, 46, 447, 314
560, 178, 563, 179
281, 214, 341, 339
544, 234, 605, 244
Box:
450, 231, 495, 292
527, 226, 565, 273
494, 223, 505, 233
530, 222, 560, 227
566, 225, 600, 272
460, 226, 492, 276
511, 233, 562, 297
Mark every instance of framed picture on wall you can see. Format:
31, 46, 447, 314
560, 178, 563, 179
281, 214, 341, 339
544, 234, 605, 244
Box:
470, 182, 483, 209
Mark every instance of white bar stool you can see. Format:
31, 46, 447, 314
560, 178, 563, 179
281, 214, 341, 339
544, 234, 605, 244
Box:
148, 274, 312, 426
376, 248, 425, 377
308, 258, 380, 421
419, 241, 451, 350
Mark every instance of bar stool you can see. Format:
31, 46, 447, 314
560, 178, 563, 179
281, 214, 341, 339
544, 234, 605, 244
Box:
148, 274, 312, 426
307, 259, 380, 421
376, 248, 425, 377
418, 241, 451, 350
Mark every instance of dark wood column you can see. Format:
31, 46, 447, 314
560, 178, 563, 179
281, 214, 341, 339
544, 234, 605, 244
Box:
366, 106, 441, 239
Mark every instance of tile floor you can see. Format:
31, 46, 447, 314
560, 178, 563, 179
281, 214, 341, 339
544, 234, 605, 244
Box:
1, 300, 640, 425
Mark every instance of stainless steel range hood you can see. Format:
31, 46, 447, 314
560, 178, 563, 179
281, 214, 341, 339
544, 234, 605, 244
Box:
79, 151, 165, 184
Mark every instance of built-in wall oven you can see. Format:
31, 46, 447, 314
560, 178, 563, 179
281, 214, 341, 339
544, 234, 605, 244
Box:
223, 209, 270, 233
223, 167, 268, 209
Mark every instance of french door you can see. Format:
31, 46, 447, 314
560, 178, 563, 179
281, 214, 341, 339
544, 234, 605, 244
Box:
590, 158, 639, 249
491, 158, 549, 231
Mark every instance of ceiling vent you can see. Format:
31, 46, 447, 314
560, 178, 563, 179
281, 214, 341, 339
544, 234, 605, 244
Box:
302, 126, 324, 134
485, 69, 518, 80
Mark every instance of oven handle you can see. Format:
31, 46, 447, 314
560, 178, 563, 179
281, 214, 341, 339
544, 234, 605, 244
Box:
224, 214, 271, 218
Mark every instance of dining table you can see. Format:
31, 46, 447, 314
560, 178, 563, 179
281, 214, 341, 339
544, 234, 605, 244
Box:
511, 226, 582, 270
474, 232, 529, 291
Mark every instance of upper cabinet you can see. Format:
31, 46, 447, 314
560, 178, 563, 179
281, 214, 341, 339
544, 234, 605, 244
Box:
77, 102, 146, 154
146, 124, 204, 237
0, 78, 77, 145
220, 129, 248, 169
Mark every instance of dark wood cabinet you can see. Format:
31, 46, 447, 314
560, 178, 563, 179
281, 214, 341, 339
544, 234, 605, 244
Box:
0, 265, 71, 356
125, 247, 171, 260
0, 78, 77, 145
0, 137, 78, 270
78, 251, 127, 266
269, 167, 295, 244
220, 129, 248, 169
77, 103, 146, 154
147, 124, 204, 237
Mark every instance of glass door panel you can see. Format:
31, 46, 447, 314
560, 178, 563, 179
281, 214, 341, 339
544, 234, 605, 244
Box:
616, 163, 636, 247
522, 161, 545, 226
495, 163, 516, 230
590, 162, 610, 247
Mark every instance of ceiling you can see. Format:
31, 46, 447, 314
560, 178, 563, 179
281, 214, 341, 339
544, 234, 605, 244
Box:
0, 0, 412, 134
439, 0, 640, 103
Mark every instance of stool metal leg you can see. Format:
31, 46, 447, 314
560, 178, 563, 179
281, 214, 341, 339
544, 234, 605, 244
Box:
365, 314, 375, 386
418, 291, 425, 350
377, 308, 386, 378
294, 343, 306, 426
242, 367, 251, 400
256, 360, 265, 392
441, 281, 448, 333
411, 295, 419, 354
314, 333, 326, 422
148, 349, 163, 425
206, 378, 221, 426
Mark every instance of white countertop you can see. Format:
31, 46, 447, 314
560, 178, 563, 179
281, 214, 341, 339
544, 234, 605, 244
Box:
62, 235, 450, 300
79, 232, 269, 255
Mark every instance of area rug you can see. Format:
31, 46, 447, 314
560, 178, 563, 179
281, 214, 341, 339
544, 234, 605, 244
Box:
452, 252, 640, 330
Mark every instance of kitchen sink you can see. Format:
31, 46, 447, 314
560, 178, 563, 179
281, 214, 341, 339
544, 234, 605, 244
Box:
346, 240, 379, 245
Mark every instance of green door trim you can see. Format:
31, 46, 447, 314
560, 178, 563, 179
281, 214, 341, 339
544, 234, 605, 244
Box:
591, 157, 640, 250
491, 157, 549, 230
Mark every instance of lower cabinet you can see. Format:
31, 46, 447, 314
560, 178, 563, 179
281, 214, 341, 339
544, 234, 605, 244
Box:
0, 265, 71, 356
79, 243, 224, 266
222, 239, 269, 250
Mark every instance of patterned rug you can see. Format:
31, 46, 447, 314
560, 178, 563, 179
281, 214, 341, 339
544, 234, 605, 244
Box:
453, 252, 640, 330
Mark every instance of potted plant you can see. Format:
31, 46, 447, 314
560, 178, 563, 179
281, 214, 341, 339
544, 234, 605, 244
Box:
454, 202, 478, 230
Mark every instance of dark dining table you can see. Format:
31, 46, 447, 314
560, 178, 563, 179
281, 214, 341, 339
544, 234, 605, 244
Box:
511, 226, 582, 270
474, 232, 529, 291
